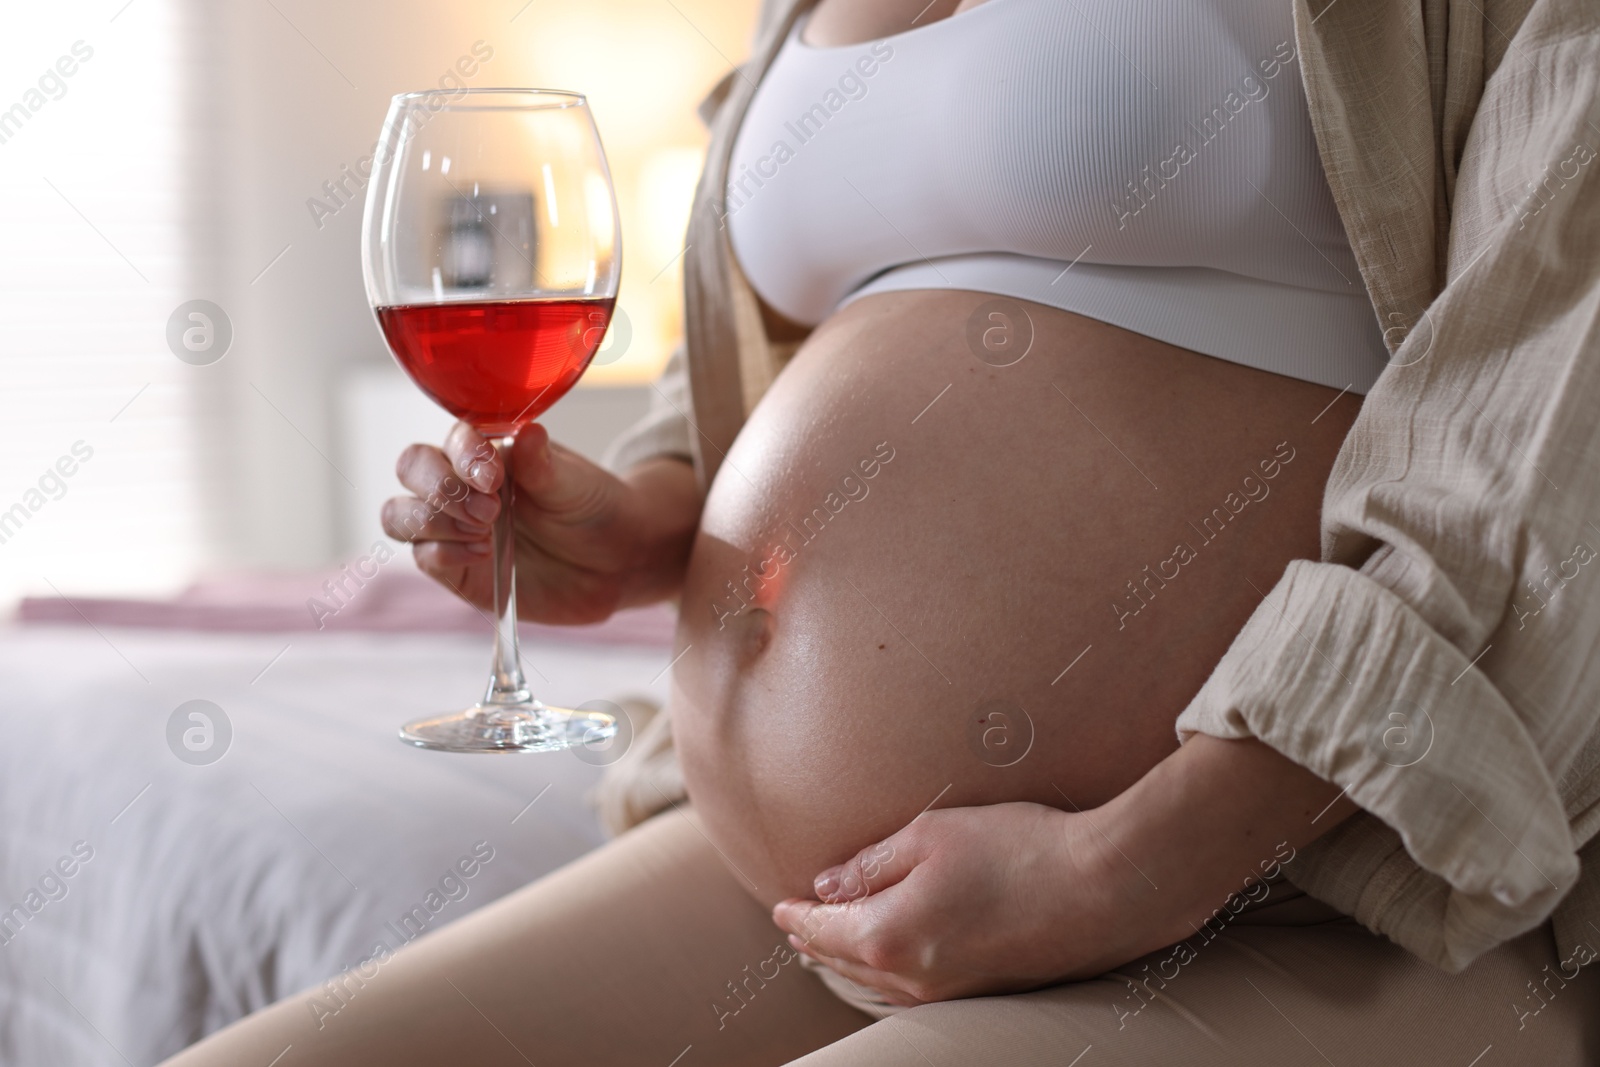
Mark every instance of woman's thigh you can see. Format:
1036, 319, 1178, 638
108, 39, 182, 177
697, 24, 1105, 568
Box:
789, 909, 1600, 1066
161, 808, 871, 1067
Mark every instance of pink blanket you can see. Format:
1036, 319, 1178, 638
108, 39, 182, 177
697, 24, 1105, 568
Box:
17, 567, 677, 648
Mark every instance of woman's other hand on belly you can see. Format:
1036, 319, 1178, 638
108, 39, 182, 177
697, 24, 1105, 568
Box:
382, 420, 702, 622
772, 800, 1135, 1005
770, 736, 1358, 1005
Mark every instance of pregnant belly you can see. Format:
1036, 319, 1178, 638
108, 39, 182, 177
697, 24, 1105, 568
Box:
670, 289, 1359, 908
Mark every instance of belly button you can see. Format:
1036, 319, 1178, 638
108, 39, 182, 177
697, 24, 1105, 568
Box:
732, 607, 775, 662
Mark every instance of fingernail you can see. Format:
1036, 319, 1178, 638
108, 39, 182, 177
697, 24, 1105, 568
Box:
465, 540, 491, 556
464, 493, 498, 524
814, 866, 842, 901
467, 462, 493, 493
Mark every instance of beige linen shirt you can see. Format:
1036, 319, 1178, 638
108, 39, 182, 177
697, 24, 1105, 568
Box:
603, 0, 1600, 973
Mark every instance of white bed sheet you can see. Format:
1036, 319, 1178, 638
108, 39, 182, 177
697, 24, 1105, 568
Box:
0, 623, 669, 1066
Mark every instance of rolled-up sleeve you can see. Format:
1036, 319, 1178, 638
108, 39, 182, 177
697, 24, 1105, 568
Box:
1177, 12, 1600, 971
1178, 556, 1584, 969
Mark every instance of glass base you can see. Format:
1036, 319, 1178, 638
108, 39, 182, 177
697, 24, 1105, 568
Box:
399, 701, 616, 753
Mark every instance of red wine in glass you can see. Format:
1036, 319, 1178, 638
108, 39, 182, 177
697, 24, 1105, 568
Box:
362, 88, 622, 753
377, 297, 615, 436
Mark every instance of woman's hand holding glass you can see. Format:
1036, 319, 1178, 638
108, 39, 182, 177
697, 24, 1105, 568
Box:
383, 425, 702, 624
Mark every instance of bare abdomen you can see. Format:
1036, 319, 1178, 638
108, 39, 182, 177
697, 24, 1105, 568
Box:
669, 289, 1357, 907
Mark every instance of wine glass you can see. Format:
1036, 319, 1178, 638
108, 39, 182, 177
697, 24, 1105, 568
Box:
362, 88, 621, 753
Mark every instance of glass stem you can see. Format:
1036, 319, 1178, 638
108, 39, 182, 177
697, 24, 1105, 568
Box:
484, 435, 531, 708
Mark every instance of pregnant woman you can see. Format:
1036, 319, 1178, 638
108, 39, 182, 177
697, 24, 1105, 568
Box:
168, 0, 1600, 1063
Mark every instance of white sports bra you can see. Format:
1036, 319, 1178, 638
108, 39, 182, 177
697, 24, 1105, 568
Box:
724, 0, 1390, 393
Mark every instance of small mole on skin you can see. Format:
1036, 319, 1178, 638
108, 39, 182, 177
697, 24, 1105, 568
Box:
878, 644, 886, 649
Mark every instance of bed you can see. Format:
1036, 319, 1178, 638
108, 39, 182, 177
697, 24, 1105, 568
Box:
0, 567, 674, 1066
